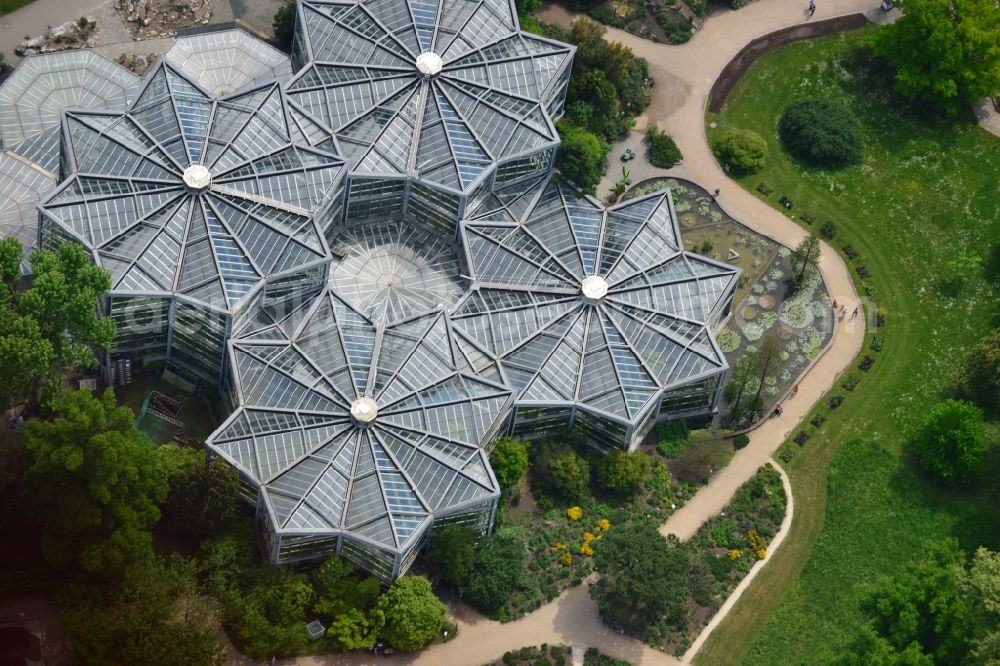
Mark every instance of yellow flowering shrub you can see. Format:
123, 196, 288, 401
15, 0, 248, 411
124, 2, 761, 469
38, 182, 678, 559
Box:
566, 506, 583, 521
745, 529, 768, 559
582, 532, 595, 544
728, 549, 742, 560
560, 552, 573, 566
580, 543, 594, 556
597, 518, 611, 531
549, 541, 567, 553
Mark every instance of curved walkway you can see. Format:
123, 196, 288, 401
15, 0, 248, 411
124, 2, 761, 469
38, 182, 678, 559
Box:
262, 2, 871, 665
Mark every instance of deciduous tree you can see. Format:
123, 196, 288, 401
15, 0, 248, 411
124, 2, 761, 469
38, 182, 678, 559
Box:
426, 523, 477, 589
490, 437, 529, 490
549, 450, 591, 501
869, 0, 1000, 116
596, 451, 650, 495
591, 523, 691, 639
913, 399, 988, 483
375, 576, 447, 652
23, 388, 168, 574
959, 328, 1000, 412
555, 121, 610, 195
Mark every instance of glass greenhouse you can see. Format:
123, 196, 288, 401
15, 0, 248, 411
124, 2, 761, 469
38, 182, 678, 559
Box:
0, 50, 140, 175
37, 61, 346, 383
453, 180, 741, 451
285, 0, 574, 230
164, 29, 295, 97
206, 291, 510, 578
0, 3, 751, 580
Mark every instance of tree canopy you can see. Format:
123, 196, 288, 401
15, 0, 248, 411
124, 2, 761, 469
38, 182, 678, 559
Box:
868, 0, 1000, 116
597, 451, 651, 495
779, 99, 863, 167
462, 531, 526, 614
228, 569, 313, 660
548, 450, 592, 501
426, 523, 477, 589
160, 447, 241, 543
23, 388, 168, 574
555, 121, 610, 195
375, 576, 447, 651
913, 399, 988, 483
63, 555, 223, 666
0, 239, 113, 409
960, 328, 1000, 413
847, 540, 1000, 665
490, 437, 530, 490
311, 557, 383, 651
712, 128, 768, 173
272, 0, 297, 51
591, 523, 691, 639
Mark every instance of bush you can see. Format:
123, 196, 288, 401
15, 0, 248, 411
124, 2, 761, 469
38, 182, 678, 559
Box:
733, 433, 750, 450
829, 394, 844, 409
712, 128, 768, 173
596, 451, 650, 495
272, 0, 296, 52
462, 535, 525, 614
820, 221, 838, 239
778, 99, 863, 167
548, 451, 591, 501
376, 576, 446, 652
555, 120, 610, 195
646, 126, 682, 167
913, 399, 988, 484
655, 420, 689, 457
491, 437, 529, 490
669, 437, 731, 485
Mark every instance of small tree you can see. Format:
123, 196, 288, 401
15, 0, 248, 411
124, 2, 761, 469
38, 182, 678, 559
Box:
0, 239, 114, 410
959, 328, 1000, 412
23, 388, 168, 574
426, 523, 477, 589
646, 125, 683, 168
555, 120, 610, 195
712, 128, 767, 173
914, 399, 988, 483
310, 557, 382, 650
160, 447, 241, 543
272, 0, 297, 52
724, 348, 762, 426
793, 231, 822, 287
778, 99, 863, 167
461, 534, 525, 614
375, 576, 447, 652
490, 437, 529, 490
591, 524, 691, 639
751, 332, 784, 409
868, 0, 1000, 117
549, 451, 591, 501
596, 451, 650, 495
229, 570, 313, 659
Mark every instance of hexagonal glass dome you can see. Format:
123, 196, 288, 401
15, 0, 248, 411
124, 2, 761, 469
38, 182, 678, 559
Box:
208, 290, 511, 579
38, 62, 346, 382
286, 0, 574, 231
452, 180, 741, 450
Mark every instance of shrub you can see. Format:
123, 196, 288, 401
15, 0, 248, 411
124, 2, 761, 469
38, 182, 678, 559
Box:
596, 451, 650, 495
778, 99, 863, 167
843, 244, 859, 260
549, 452, 591, 501
820, 221, 838, 239
491, 437, 529, 490
913, 399, 988, 484
655, 420, 690, 457
646, 125, 683, 167
712, 128, 768, 173
870, 335, 884, 352
795, 431, 810, 446
860, 355, 875, 372
811, 412, 827, 428
555, 121, 610, 195
779, 447, 795, 464
272, 0, 297, 52
733, 433, 750, 450
842, 375, 860, 392
829, 394, 844, 409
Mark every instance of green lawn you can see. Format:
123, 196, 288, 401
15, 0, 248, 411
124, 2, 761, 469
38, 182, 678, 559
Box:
697, 27, 1000, 665
0, 0, 37, 17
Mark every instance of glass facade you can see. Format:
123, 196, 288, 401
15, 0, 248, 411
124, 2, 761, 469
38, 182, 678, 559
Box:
285, 0, 574, 230
37, 61, 345, 382
206, 291, 510, 579
164, 29, 294, 97
452, 181, 741, 451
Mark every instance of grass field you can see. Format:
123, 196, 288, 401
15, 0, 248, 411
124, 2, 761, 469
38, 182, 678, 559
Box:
0, 0, 36, 17
697, 27, 1000, 664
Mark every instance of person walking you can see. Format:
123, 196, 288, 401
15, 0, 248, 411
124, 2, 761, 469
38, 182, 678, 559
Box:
851, 307, 859, 320
808, 0, 816, 15
713, 187, 721, 197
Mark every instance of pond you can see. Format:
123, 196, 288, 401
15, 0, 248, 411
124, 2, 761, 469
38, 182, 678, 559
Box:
625, 177, 835, 424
